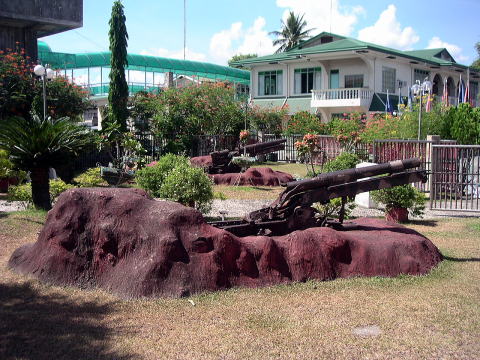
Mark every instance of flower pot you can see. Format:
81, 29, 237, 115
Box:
0, 177, 19, 193
385, 207, 408, 223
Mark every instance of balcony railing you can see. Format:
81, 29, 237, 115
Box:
311, 88, 374, 108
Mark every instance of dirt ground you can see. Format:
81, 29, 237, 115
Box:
1, 210, 479, 360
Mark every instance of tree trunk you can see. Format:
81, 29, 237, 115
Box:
31, 167, 51, 210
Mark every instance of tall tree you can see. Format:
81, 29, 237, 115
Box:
269, 12, 314, 53
0, 116, 92, 209
472, 41, 480, 69
108, 0, 129, 131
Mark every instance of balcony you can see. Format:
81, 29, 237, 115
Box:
311, 88, 374, 109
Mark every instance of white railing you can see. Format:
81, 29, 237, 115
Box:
311, 88, 373, 101
311, 88, 374, 108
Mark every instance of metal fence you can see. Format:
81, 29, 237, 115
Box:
373, 139, 457, 192
193, 134, 370, 166
430, 145, 480, 211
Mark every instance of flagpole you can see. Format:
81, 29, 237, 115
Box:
417, 88, 422, 140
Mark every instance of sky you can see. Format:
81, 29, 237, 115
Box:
41, 0, 480, 67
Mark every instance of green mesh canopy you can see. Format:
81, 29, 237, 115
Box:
38, 47, 250, 84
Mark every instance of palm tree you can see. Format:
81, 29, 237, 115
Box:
472, 41, 480, 69
269, 12, 314, 53
0, 115, 93, 209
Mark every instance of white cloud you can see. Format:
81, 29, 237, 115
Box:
209, 17, 275, 65
209, 22, 243, 63
276, 0, 364, 36
427, 36, 469, 63
357, 4, 419, 50
140, 47, 207, 62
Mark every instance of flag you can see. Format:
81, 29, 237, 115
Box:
458, 76, 465, 104
425, 94, 432, 112
385, 89, 393, 113
407, 87, 413, 110
397, 87, 403, 114
442, 79, 448, 106
464, 81, 470, 104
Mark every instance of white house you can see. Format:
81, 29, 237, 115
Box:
233, 32, 480, 121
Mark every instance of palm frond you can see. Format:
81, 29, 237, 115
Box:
0, 115, 94, 170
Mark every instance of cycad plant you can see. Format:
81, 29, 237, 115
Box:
0, 115, 93, 209
269, 11, 314, 53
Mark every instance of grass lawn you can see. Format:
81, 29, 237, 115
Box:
0, 210, 479, 359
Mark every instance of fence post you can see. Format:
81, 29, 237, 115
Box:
427, 135, 440, 208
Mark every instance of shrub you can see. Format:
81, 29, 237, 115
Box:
442, 103, 480, 144
371, 184, 426, 218
283, 111, 326, 135
322, 152, 360, 173
7, 179, 74, 203
135, 154, 189, 197
248, 105, 287, 134
159, 163, 214, 213
49, 179, 75, 199
151, 83, 244, 153
327, 113, 364, 151
73, 167, 105, 187
7, 183, 32, 202
0, 46, 35, 120
0, 149, 26, 181
360, 113, 402, 143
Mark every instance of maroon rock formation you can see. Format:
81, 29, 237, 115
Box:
9, 188, 442, 298
190, 155, 212, 168
212, 167, 294, 186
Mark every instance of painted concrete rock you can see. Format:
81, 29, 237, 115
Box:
9, 188, 442, 298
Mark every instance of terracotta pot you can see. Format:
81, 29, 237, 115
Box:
385, 207, 409, 223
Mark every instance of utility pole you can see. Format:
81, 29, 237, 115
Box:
184, 0, 186, 60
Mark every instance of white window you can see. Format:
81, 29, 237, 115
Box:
345, 74, 364, 88
294, 67, 321, 94
382, 67, 396, 93
258, 70, 283, 96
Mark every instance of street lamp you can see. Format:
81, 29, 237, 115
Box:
411, 77, 432, 140
33, 64, 54, 119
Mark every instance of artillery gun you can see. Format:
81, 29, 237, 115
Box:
204, 139, 286, 174
209, 158, 427, 236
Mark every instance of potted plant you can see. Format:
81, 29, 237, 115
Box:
371, 184, 426, 222
98, 121, 146, 186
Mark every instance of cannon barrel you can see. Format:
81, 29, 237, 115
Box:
241, 139, 286, 156
286, 158, 422, 192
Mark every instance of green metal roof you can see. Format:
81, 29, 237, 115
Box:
233, 32, 473, 71
38, 42, 250, 85
37, 41, 52, 53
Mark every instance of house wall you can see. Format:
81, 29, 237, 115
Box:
319, 58, 370, 89
250, 52, 473, 116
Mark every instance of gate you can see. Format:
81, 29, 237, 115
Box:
373, 138, 456, 192
430, 145, 480, 211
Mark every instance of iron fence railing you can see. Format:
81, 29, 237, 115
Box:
373, 139, 456, 192
430, 145, 480, 211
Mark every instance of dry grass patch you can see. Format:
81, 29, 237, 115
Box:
0, 210, 479, 359
257, 161, 321, 179
213, 184, 283, 200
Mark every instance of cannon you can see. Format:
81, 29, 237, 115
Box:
209, 158, 427, 236
204, 139, 286, 174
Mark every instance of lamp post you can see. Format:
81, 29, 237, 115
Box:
411, 77, 432, 140
33, 64, 54, 119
